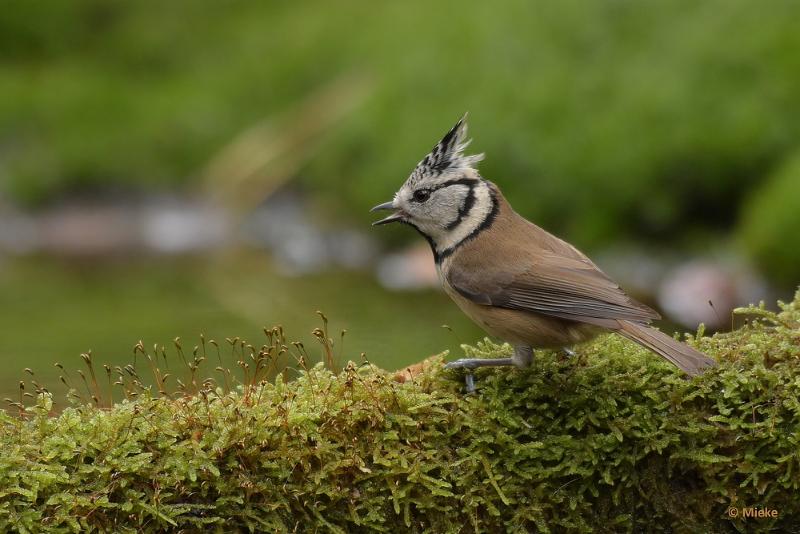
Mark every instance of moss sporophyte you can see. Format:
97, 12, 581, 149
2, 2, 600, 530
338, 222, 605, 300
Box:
2, 292, 800, 531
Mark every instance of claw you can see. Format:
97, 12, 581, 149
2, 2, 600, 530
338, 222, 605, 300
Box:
444, 357, 516, 393
465, 373, 476, 394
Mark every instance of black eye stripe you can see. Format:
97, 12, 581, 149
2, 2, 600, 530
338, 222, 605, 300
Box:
411, 178, 480, 203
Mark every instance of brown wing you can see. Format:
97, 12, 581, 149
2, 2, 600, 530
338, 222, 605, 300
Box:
447, 249, 660, 328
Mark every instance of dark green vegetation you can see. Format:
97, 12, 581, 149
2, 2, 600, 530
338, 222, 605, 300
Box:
2, 0, 800, 283
2, 292, 799, 532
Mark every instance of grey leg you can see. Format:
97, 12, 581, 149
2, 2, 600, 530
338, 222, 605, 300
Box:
562, 347, 575, 358
444, 357, 514, 370
445, 345, 535, 370
445, 345, 534, 393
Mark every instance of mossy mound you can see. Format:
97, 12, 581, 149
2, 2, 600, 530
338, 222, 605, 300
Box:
2, 293, 800, 533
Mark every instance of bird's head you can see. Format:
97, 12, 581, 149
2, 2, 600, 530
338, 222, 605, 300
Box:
371, 115, 495, 256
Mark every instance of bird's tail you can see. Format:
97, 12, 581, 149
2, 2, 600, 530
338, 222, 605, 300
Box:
617, 320, 716, 376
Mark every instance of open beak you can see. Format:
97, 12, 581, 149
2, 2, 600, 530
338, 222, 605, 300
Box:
370, 201, 405, 226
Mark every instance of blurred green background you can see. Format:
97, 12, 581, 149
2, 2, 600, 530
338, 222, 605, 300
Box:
1, 0, 799, 399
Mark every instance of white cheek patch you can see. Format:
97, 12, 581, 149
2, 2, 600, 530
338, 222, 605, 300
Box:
436, 185, 470, 227
434, 181, 493, 254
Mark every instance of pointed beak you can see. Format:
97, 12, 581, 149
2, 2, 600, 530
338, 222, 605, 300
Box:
370, 201, 405, 226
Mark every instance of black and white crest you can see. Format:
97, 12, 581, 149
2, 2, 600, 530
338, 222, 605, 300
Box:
407, 115, 484, 187
372, 114, 497, 261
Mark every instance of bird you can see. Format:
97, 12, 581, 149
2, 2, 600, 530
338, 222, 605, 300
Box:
371, 115, 716, 390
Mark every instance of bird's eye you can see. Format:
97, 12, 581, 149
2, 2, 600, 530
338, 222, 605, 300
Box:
412, 189, 431, 202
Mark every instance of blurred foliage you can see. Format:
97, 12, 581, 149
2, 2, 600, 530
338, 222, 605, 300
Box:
0, 255, 482, 399
1, 0, 800, 280
3, 291, 800, 531
739, 153, 800, 286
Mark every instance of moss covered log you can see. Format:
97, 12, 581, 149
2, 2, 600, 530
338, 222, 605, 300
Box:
2, 293, 800, 532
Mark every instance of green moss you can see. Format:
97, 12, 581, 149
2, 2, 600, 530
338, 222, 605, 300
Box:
2, 292, 800, 532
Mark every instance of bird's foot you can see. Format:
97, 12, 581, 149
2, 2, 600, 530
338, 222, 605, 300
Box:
562, 348, 575, 358
444, 357, 515, 370
464, 373, 476, 394
444, 357, 515, 394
